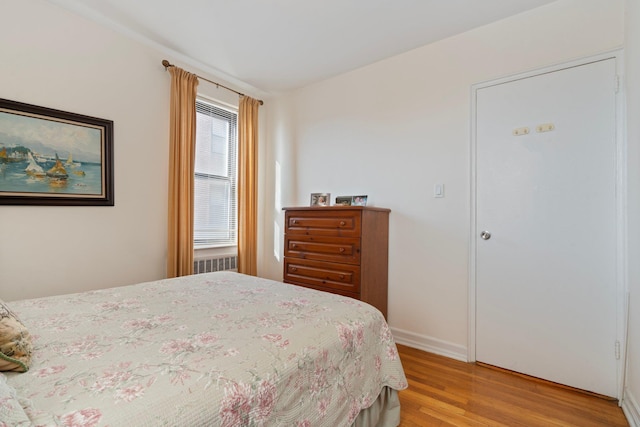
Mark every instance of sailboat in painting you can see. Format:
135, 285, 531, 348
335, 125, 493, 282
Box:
25, 152, 45, 178
46, 153, 68, 180
65, 153, 81, 168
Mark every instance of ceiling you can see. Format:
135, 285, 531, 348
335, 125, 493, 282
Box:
48, 0, 556, 94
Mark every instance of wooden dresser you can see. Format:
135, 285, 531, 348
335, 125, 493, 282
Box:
282, 206, 390, 318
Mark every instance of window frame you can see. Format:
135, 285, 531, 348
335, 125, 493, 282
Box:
193, 96, 238, 249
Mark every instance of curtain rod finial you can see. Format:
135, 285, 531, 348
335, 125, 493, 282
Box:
162, 59, 172, 69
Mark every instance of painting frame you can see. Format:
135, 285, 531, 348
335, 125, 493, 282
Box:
0, 98, 114, 206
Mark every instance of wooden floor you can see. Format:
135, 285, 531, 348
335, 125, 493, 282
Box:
397, 344, 629, 427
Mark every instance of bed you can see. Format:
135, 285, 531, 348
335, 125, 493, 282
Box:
0, 271, 407, 426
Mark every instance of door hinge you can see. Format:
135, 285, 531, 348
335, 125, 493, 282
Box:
615, 75, 620, 93
615, 340, 621, 360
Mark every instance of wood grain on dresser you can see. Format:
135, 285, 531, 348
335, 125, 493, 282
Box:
282, 206, 390, 318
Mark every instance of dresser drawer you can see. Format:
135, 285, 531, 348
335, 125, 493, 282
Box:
284, 258, 361, 294
285, 210, 361, 237
284, 235, 361, 264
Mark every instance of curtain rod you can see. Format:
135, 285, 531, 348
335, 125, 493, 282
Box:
162, 60, 263, 105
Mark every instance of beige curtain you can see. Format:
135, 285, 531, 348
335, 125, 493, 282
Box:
237, 96, 260, 276
167, 66, 199, 278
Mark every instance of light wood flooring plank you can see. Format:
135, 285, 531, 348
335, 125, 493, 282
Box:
397, 344, 628, 427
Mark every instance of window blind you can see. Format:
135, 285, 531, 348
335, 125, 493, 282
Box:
194, 99, 238, 247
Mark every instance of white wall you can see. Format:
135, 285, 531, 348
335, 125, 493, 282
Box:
0, 0, 244, 301
258, 96, 298, 280
624, 0, 640, 422
261, 0, 625, 358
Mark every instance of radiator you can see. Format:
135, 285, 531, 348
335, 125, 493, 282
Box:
193, 255, 237, 274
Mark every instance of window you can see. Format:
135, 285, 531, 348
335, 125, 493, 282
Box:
194, 99, 238, 247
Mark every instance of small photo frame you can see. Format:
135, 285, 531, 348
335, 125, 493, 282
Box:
310, 193, 330, 207
335, 196, 352, 206
352, 195, 368, 206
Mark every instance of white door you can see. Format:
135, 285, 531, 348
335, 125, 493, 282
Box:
475, 58, 619, 397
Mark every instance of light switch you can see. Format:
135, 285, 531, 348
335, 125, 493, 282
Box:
434, 184, 444, 198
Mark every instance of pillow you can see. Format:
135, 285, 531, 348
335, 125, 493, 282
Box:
0, 300, 32, 372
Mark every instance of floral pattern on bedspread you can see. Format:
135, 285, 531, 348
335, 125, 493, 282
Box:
4, 272, 407, 426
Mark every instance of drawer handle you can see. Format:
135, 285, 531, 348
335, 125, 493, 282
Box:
339, 221, 346, 226
339, 274, 345, 280
291, 243, 297, 248
292, 220, 298, 224
290, 267, 297, 272
339, 247, 345, 253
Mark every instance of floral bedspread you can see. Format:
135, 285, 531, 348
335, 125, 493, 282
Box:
2, 272, 407, 426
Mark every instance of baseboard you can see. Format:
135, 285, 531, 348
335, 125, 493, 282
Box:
623, 389, 640, 427
391, 327, 467, 362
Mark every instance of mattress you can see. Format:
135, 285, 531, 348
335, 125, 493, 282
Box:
1, 271, 407, 426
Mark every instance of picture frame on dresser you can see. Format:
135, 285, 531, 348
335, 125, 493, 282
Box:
352, 195, 368, 206
310, 193, 330, 206
335, 196, 352, 206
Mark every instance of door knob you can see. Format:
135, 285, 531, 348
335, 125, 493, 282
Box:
480, 231, 491, 240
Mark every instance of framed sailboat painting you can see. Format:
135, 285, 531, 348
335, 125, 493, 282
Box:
0, 98, 114, 206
